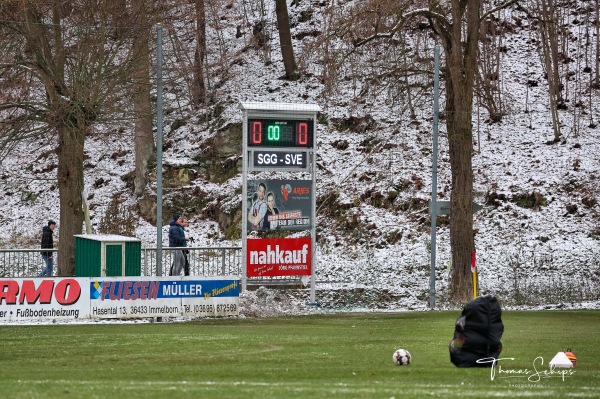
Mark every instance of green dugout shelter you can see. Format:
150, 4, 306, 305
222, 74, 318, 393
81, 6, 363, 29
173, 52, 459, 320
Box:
75, 234, 141, 277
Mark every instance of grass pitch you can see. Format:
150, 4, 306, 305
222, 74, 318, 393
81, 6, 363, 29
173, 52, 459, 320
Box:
0, 310, 598, 398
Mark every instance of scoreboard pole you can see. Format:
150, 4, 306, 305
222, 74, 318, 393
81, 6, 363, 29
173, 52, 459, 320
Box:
311, 120, 317, 304
241, 112, 248, 293
240, 102, 320, 303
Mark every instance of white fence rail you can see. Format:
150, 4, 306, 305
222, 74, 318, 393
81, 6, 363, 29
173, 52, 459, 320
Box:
0, 247, 242, 278
142, 247, 242, 277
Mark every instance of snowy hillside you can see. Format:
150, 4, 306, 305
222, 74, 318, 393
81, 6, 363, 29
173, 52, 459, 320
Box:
1, 1, 599, 309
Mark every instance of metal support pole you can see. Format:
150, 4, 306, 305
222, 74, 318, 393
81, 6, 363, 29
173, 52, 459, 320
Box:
156, 24, 164, 276
310, 112, 317, 303
241, 110, 248, 293
429, 46, 440, 310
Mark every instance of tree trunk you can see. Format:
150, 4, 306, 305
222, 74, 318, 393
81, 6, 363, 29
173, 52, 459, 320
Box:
595, 0, 599, 88
275, 0, 299, 80
257, 0, 271, 64
443, 0, 480, 302
52, 3, 84, 276
477, 16, 504, 122
192, 0, 207, 106
545, 0, 563, 106
56, 124, 85, 276
537, 0, 562, 141
447, 89, 475, 301
321, 3, 336, 95
132, 0, 154, 197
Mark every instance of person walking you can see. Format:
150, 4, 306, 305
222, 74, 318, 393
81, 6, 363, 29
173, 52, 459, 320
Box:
168, 213, 190, 276
39, 220, 56, 277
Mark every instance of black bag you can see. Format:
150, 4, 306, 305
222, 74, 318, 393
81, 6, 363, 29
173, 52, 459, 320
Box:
449, 295, 504, 367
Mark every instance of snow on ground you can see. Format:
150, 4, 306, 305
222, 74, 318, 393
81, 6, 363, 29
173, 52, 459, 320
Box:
0, 2, 599, 315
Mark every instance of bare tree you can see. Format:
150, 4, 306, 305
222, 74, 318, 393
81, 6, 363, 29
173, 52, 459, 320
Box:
192, 0, 207, 106
311, 1, 428, 110
275, 0, 299, 80
107, 0, 128, 39
317, 3, 342, 96
595, 0, 600, 89
0, 1, 140, 275
477, 13, 506, 123
327, 0, 520, 301
131, 0, 154, 197
534, 0, 563, 142
427, 0, 481, 301
253, 0, 272, 64
587, 2, 598, 128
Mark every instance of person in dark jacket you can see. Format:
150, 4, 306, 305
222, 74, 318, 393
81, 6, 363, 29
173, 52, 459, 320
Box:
39, 220, 56, 277
168, 213, 186, 247
168, 213, 190, 275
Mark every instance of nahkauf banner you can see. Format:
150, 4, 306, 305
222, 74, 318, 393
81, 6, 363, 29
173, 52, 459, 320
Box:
246, 179, 313, 232
246, 237, 312, 277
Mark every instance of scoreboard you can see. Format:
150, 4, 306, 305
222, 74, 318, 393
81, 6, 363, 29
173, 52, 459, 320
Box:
241, 102, 318, 171
247, 118, 314, 148
240, 101, 319, 302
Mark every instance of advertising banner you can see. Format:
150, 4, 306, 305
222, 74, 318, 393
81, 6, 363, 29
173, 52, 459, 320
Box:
90, 277, 239, 318
247, 179, 313, 231
0, 276, 239, 322
0, 278, 88, 321
246, 237, 312, 277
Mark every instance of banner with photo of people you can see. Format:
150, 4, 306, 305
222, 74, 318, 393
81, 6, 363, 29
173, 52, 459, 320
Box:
247, 179, 313, 231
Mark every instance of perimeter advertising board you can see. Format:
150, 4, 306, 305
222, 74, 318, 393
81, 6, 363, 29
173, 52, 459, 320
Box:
246, 237, 312, 277
247, 179, 313, 231
0, 278, 86, 320
0, 276, 239, 322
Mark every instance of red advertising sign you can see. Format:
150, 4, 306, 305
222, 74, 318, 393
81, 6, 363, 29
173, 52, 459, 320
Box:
246, 238, 312, 277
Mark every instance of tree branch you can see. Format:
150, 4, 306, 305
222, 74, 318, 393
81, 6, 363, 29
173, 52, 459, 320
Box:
353, 8, 449, 47
481, 0, 522, 21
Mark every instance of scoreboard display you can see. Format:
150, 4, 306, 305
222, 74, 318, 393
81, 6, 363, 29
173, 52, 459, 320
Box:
241, 102, 319, 301
247, 118, 314, 148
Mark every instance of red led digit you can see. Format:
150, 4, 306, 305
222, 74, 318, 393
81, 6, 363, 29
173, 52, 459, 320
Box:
297, 122, 308, 145
251, 121, 262, 144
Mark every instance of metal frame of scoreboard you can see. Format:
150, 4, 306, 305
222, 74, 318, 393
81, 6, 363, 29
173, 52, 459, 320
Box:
240, 102, 319, 302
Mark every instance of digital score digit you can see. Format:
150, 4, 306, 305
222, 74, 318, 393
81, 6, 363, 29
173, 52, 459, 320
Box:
248, 119, 313, 148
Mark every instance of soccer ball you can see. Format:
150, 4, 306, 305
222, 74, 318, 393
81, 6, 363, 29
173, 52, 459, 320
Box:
393, 348, 411, 366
